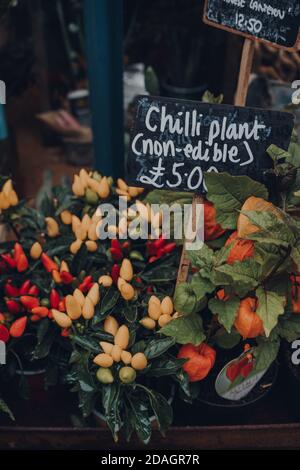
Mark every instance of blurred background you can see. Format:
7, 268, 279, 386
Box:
0, 0, 299, 200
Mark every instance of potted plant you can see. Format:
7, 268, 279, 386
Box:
19, 170, 184, 442
157, 142, 300, 416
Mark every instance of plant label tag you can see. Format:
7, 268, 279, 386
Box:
215, 350, 269, 401
203, 0, 300, 51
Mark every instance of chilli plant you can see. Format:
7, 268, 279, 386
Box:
158, 141, 300, 392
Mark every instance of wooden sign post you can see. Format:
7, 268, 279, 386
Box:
234, 38, 255, 106
176, 194, 203, 285
127, 95, 295, 283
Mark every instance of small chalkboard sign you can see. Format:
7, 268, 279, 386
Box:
127, 95, 294, 193
204, 0, 300, 51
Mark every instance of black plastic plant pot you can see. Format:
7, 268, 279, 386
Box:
196, 363, 278, 424
281, 340, 300, 418
175, 346, 278, 426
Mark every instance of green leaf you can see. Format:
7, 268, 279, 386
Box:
253, 338, 280, 373
92, 289, 120, 326
71, 244, 88, 276
202, 90, 224, 104
70, 335, 100, 353
286, 142, 300, 205
277, 315, 300, 342
33, 326, 56, 360
214, 258, 261, 296
190, 274, 214, 300
213, 328, 241, 349
78, 390, 97, 417
174, 283, 203, 315
205, 172, 268, 229
256, 287, 286, 337
0, 398, 14, 421
36, 318, 50, 344
145, 66, 160, 95
208, 297, 240, 333
291, 244, 300, 271
188, 244, 214, 279
143, 387, 173, 435
102, 384, 122, 442
123, 303, 138, 323
267, 144, 290, 163
146, 357, 186, 377
160, 314, 205, 345
254, 243, 286, 277
126, 392, 151, 444
144, 190, 193, 207
241, 210, 294, 246
144, 337, 175, 360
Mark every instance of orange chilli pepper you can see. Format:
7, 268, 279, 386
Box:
20, 295, 39, 310
9, 316, 27, 337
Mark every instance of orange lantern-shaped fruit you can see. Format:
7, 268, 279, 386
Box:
234, 297, 264, 339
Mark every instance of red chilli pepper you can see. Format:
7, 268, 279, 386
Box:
122, 241, 130, 251
61, 328, 70, 338
31, 315, 41, 322
0, 324, 10, 343
6, 299, 21, 314
162, 242, 177, 254
19, 280, 31, 295
111, 264, 120, 284
153, 236, 166, 250
110, 247, 123, 261
5, 282, 19, 297
28, 285, 39, 296
41, 253, 59, 273
78, 275, 93, 293
1, 254, 17, 269
60, 271, 74, 285
58, 298, 66, 312
50, 289, 60, 309
16, 254, 29, 273
156, 248, 166, 258
13, 243, 24, 262
20, 295, 39, 310
149, 256, 158, 263
14, 243, 28, 272
111, 239, 122, 250
31, 306, 49, 318
10, 316, 27, 337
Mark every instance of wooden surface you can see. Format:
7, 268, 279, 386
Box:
0, 423, 300, 450
0, 357, 300, 449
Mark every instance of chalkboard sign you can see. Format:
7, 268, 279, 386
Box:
127, 95, 294, 193
203, 0, 300, 50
